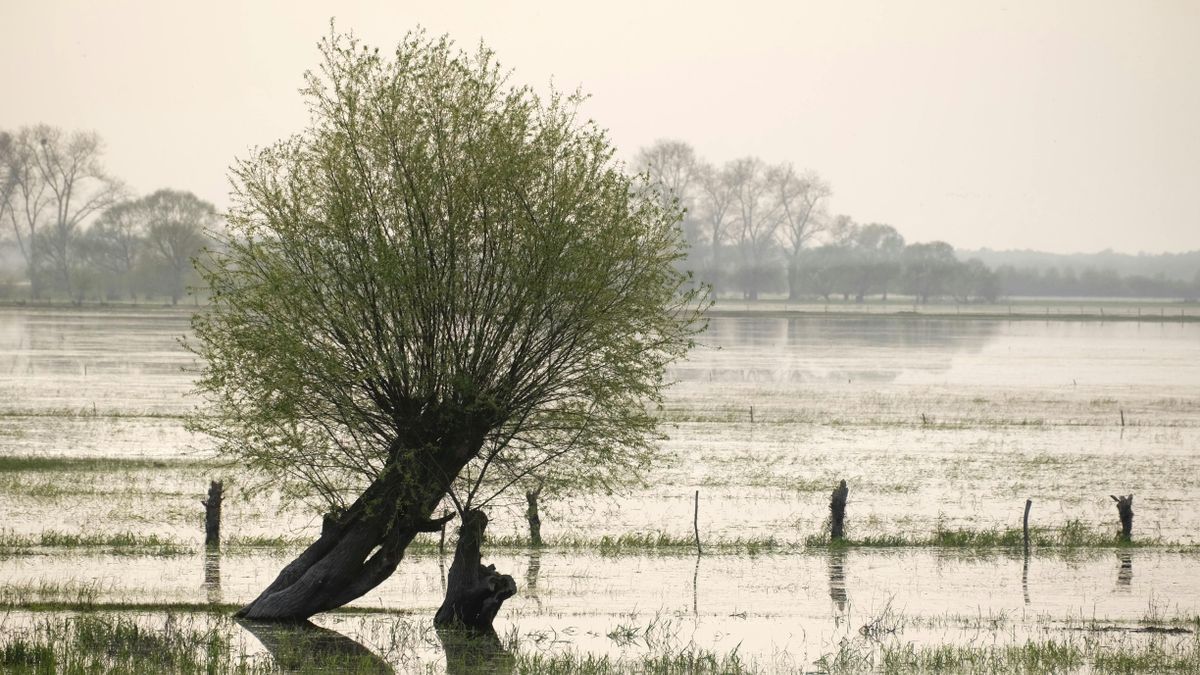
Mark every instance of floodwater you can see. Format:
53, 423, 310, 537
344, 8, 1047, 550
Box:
1, 306, 1198, 671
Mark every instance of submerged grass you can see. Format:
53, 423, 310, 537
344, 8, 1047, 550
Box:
805, 519, 1173, 550
514, 650, 754, 674
0, 530, 190, 556
0, 613, 265, 674
0, 455, 209, 473
873, 636, 1200, 674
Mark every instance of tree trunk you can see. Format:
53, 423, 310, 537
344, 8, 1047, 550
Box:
830, 480, 848, 540
236, 447, 468, 621
1111, 494, 1133, 542
435, 509, 516, 632
787, 263, 801, 301
525, 488, 543, 547
202, 480, 222, 549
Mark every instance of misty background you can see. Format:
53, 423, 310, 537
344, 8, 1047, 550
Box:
2, 0, 1198, 302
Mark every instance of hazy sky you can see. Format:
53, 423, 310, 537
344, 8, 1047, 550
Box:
3, 1, 1198, 253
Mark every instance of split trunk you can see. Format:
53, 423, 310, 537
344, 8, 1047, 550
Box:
236, 444, 472, 621
435, 509, 516, 632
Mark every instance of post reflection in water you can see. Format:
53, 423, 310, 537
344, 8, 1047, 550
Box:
526, 550, 541, 592
202, 549, 221, 605
236, 618, 394, 675
525, 550, 543, 612
827, 547, 848, 622
1117, 551, 1133, 591
1022, 553, 1030, 606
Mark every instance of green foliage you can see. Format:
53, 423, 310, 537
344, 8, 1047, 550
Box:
188, 29, 706, 513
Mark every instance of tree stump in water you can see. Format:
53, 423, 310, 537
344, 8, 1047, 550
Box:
524, 488, 543, 547
830, 480, 849, 540
201, 480, 223, 549
1111, 494, 1134, 542
435, 509, 516, 631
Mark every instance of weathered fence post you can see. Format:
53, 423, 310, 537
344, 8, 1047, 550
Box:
201, 480, 223, 549
1023, 498, 1032, 553
525, 486, 543, 547
1111, 494, 1133, 542
830, 480, 849, 540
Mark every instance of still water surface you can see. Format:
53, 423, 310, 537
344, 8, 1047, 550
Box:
0, 307, 1197, 669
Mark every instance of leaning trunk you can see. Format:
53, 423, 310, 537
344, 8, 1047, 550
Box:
435, 509, 516, 632
237, 448, 468, 621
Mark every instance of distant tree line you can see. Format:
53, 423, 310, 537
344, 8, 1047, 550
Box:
635, 139, 1199, 302
0, 125, 218, 304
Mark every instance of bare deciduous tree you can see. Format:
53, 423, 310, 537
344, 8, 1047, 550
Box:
3, 126, 122, 299
695, 161, 736, 298
771, 165, 830, 300
728, 157, 780, 300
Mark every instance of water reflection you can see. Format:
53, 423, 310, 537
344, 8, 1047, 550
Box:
202, 550, 221, 605
237, 618, 394, 674
676, 317, 1001, 384
827, 547, 848, 621
1022, 553, 1031, 606
525, 550, 541, 592
525, 550, 543, 612
1116, 551, 1133, 591
436, 626, 513, 675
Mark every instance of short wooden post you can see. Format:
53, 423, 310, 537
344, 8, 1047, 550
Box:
1119, 409, 1125, 427
1111, 494, 1133, 542
830, 480, 849, 540
201, 480, 223, 549
693, 490, 702, 556
525, 487, 543, 547
1022, 499, 1032, 553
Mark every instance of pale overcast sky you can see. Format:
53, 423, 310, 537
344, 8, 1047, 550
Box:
2, 1, 1198, 253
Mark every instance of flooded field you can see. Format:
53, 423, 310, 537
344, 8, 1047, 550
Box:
1, 305, 1198, 672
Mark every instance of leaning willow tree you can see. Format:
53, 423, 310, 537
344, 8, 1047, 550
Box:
189, 30, 706, 622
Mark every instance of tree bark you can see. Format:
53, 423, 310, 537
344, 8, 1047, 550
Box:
236, 446, 468, 621
830, 480, 848, 540
1111, 494, 1133, 542
435, 509, 516, 632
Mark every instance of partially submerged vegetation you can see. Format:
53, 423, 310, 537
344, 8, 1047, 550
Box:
0, 530, 189, 556
0, 607, 1197, 674
805, 519, 1181, 550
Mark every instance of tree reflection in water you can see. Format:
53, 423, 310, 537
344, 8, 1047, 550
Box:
236, 618, 394, 674
436, 626, 514, 675
238, 618, 516, 674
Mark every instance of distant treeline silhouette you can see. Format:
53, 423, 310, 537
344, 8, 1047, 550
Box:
1, 125, 219, 304
635, 140, 1199, 302
3, 129, 1196, 304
